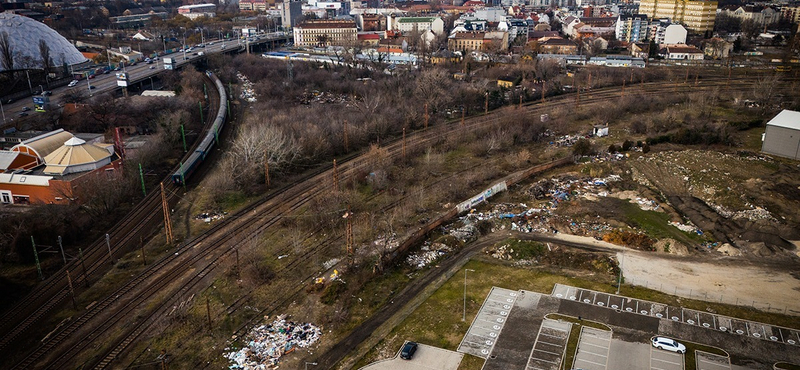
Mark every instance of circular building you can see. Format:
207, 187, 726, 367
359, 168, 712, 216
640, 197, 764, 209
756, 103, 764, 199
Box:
0, 13, 87, 72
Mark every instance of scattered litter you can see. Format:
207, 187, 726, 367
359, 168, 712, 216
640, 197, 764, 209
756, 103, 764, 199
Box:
322, 258, 340, 270
298, 90, 350, 105
225, 315, 322, 369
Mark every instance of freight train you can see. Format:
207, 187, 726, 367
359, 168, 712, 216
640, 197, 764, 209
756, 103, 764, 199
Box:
172, 71, 227, 186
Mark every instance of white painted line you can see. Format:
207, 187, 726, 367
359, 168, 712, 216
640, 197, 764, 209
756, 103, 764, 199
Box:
531, 356, 558, 364
582, 342, 610, 351
537, 341, 563, 347
534, 348, 561, 356
575, 357, 607, 366
651, 357, 681, 365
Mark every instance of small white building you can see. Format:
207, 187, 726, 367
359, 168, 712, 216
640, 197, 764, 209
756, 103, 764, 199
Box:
762, 110, 800, 160
593, 124, 609, 137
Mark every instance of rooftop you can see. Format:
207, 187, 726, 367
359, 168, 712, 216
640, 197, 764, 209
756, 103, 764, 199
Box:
766, 110, 800, 131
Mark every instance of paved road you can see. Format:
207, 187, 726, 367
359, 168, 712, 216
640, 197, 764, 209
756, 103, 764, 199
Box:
360, 343, 463, 370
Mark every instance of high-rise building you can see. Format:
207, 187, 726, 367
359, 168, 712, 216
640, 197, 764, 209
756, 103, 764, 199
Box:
638, 0, 717, 33
615, 14, 648, 42
281, 0, 302, 29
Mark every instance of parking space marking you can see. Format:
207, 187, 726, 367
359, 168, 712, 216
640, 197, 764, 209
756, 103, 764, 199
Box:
525, 319, 571, 370
573, 327, 611, 370
553, 284, 800, 347
457, 287, 518, 358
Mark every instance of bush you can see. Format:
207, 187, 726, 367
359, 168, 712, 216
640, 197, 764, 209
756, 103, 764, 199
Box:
608, 144, 619, 153
573, 138, 594, 156
621, 140, 633, 151
321, 280, 346, 305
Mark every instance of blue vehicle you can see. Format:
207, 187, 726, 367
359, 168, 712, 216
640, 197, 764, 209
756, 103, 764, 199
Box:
172, 71, 228, 186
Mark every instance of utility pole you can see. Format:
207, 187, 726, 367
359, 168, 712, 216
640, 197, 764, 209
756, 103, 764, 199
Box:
576, 86, 580, 108
180, 125, 187, 152
199, 101, 204, 124
332, 159, 339, 192
518, 95, 522, 109
343, 208, 353, 256
460, 106, 465, 126
141, 237, 147, 266
139, 163, 146, 197
343, 120, 349, 152
105, 233, 114, 265
265, 155, 270, 186
32, 236, 43, 280
161, 183, 174, 245
685, 67, 689, 84
66, 270, 77, 309
694, 73, 699, 86
424, 103, 429, 129
402, 128, 406, 160
616, 253, 624, 295
622, 78, 625, 98
206, 296, 212, 330
58, 236, 66, 265
541, 81, 546, 104
588, 72, 592, 88
484, 92, 488, 114
79, 248, 88, 287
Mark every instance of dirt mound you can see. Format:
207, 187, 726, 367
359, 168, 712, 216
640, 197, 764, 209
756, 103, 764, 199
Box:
653, 238, 689, 256
716, 243, 742, 256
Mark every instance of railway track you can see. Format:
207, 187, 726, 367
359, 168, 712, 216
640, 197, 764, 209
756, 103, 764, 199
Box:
0, 73, 221, 362
8, 73, 796, 369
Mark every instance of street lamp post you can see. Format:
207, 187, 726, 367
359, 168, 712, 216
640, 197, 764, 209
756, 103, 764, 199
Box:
616, 253, 624, 295
305, 362, 318, 370
463, 268, 475, 321
0, 99, 6, 124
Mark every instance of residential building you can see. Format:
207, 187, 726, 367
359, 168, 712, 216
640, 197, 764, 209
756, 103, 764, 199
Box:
177, 4, 216, 20
782, 4, 800, 24
762, 110, 800, 160
616, 14, 648, 42
638, 0, 717, 33
393, 17, 445, 35
357, 13, 386, 31
703, 37, 733, 59
629, 42, 650, 58
719, 5, 781, 26
539, 38, 578, 54
239, 0, 268, 12
660, 44, 704, 59
293, 20, 358, 46
651, 21, 688, 45
447, 31, 508, 52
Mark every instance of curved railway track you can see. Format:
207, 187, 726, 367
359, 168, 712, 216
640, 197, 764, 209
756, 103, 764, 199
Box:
0, 73, 221, 361
7, 73, 796, 369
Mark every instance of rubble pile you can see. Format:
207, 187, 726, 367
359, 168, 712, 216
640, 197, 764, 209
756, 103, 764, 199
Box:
225, 315, 322, 370
406, 242, 452, 269
485, 243, 514, 260
710, 203, 777, 222
448, 224, 478, 243
237, 73, 257, 103
194, 211, 227, 223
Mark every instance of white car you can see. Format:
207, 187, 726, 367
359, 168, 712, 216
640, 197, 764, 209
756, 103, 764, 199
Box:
651, 337, 686, 354
68, 80, 79, 87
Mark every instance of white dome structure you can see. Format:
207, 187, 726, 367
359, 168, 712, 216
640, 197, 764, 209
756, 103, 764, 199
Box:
0, 13, 87, 72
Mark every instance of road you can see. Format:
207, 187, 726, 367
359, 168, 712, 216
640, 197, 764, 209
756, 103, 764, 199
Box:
1, 32, 288, 126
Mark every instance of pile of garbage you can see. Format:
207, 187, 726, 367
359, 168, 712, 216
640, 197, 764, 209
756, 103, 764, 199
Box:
225, 315, 322, 369
297, 90, 350, 105
669, 221, 701, 234
195, 211, 226, 223
406, 242, 452, 269
710, 203, 777, 222
448, 224, 478, 243
238, 73, 257, 103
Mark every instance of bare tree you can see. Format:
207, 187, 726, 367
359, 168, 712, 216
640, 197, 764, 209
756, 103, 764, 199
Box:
39, 39, 53, 79
0, 31, 13, 72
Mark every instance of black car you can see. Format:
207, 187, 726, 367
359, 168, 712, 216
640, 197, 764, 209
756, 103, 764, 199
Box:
18, 112, 28, 117
400, 341, 418, 360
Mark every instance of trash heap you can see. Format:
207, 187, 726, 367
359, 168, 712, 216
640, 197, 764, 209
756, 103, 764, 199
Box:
668, 221, 702, 234
297, 90, 350, 105
710, 203, 776, 222
194, 211, 226, 223
237, 73, 257, 103
406, 242, 452, 269
225, 315, 322, 369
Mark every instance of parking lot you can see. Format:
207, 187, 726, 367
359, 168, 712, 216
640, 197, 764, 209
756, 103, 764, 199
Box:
551, 284, 800, 347
573, 327, 611, 370
457, 287, 518, 358
360, 343, 463, 370
650, 344, 684, 370
525, 319, 570, 370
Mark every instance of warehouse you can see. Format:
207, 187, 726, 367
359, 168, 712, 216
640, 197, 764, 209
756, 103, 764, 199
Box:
762, 110, 800, 160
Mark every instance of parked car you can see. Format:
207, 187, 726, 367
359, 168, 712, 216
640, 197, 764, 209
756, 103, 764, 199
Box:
400, 341, 418, 360
89, 85, 96, 89
41, 91, 52, 96
21, 106, 30, 111
651, 337, 686, 354
68, 80, 79, 87
18, 112, 28, 117
88, 74, 95, 79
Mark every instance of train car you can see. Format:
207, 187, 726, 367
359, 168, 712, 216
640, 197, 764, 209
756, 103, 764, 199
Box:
172, 71, 228, 186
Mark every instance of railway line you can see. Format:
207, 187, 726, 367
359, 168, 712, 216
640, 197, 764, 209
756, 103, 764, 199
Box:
0, 72, 222, 362
5, 72, 796, 369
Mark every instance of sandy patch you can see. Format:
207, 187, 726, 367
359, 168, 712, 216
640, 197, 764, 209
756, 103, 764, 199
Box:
620, 252, 800, 315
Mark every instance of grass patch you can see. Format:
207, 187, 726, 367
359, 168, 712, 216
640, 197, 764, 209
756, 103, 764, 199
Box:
456, 354, 485, 370
617, 200, 704, 245
545, 314, 610, 370
683, 341, 728, 370
354, 259, 620, 368
501, 239, 546, 259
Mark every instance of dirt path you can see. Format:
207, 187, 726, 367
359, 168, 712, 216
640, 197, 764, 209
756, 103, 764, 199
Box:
620, 251, 800, 316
